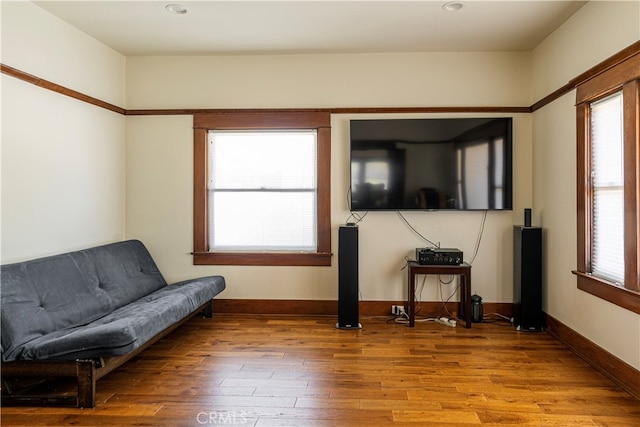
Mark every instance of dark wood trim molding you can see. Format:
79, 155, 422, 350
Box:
130, 106, 530, 116
330, 106, 531, 114
130, 108, 333, 116
545, 313, 640, 400
576, 51, 640, 105
530, 82, 574, 112
574, 271, 640, 314
193, 111, 332, 129
214, 299, 338, 316
0, 64, 125, 115
212, 298, 513, 318
193, 252, 333, 266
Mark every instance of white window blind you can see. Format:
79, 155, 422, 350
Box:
590, 92, 624, 285
208, 130, 317, 251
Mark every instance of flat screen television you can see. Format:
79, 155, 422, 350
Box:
350, 117, 513, 211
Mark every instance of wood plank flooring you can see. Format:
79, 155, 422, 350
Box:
2, 314, 639, 426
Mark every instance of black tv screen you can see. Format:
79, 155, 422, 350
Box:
350, 117, 513, 211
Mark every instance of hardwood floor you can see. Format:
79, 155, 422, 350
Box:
2, 314, 639, 426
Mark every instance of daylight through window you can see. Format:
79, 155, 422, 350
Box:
208, 130, 318, 251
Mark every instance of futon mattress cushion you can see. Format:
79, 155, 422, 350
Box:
1, 240, 166, 361
7, 276, 225, 361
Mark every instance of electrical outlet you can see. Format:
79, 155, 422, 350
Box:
391, 305, 406, 316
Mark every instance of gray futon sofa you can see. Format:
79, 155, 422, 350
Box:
1, 239, 225, 407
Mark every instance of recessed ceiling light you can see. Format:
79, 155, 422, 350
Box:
442, 2, 464, 12
165, 4, 188, 15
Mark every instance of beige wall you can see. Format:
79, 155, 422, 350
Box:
531, 0, 640, 369
125, 52, 532, 304
531, 0, 640, 101
1, 2, 126, 262
125, 52, 531, 110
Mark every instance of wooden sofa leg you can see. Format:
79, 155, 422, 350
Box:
201, 300, 214, 318
76, 360, 96, 408
1, 359, 96, 407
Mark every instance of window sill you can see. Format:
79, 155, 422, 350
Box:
193, 251, 332, 266
573, 271, 640, 314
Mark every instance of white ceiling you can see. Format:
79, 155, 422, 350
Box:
34, 1, 587, 56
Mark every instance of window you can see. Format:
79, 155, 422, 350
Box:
590, 93, 624, 285
209, 130, 317, 251
193, 112, 332, 266
575, 52, 640, 313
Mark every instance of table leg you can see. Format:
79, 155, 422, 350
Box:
463, 272, 471, 328
408, 268, 415, 327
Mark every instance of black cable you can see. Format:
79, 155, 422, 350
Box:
396, 211, 439, 248
439, 281, 460, 318
468, 210, 487, 265
438, 275, 455, 285
345, 186, 368, 225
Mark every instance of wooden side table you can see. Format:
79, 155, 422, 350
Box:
406, 262, 472, 328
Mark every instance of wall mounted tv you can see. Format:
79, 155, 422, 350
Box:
350, 117, 513, 211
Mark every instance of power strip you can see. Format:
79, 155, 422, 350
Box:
435, 317, 457, 327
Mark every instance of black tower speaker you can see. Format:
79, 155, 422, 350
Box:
513, 225, 544, 331
337, 224, 361, 329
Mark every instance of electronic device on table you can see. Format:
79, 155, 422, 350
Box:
416, 247, 463, 265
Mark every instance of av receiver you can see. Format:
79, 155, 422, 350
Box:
416, 248, 463, 265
